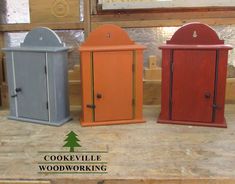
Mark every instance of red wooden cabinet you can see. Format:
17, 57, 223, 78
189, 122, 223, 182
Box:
158, 22, 233, 128
79, 24, 146, 126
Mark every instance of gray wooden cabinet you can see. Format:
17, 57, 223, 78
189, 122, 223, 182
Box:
3, 27, 71, 126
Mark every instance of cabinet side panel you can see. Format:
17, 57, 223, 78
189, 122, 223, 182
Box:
135, 50, 144, 120
48, 52, 70, 123
80, 51, 93, 123
160, 49, 171, 120
5, 52, 16, 117
214, 50, 228, 123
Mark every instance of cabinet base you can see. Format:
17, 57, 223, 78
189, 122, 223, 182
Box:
8, 116, 72, 126
157, 115, 227, 128
80, 119, 145, 127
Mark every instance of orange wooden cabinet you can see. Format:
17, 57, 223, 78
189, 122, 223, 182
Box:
79, 24, 146, 126
158, 22, 233, 128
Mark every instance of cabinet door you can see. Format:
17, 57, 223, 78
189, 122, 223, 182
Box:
93, 51, 133, 122
14, 52, 49, 121
172, 50, 216, 122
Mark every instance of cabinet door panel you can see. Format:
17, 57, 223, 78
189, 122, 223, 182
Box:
93, 51, 133, 122
172, 50, 215, 122
14, 52, 48, 121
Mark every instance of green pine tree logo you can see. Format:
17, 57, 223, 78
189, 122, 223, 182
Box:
63, 131, 81, 152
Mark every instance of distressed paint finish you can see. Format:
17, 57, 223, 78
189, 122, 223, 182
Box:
158, 23, 232, 128
79, 24, 145, 126
2, 28, 71, 126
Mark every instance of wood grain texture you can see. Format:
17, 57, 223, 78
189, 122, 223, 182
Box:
0, 33, 3, 107
92, 10, 235, 22
91, 17, 235, 29
29, 0, 80, 23
0, 181, 50, 184
0, 23, 85, 32
92, 8, 235, 29
68, 65, 80, 81
0, 83, 8, 108
84, 0, 91, 37
0, 33, 3, 85
68, 80, 81, 106
226, 78, 235, 104
144, 68, 162, 80
143, 80, 161, 105
0, 105, 235, 182
43, 179, 235, 184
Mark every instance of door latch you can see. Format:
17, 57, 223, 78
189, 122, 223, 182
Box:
96, 93, 102, 99
213, 104, 221, 109
11, 88, 22, 98
15, 88, 22, 93
204, 91, 211, 99
11, 94, 17, 98
86, 104, 96, 109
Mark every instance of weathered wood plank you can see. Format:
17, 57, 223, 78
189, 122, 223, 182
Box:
91, 17, 235, 29
91, 0, 98, 15
1, 83, 8, 108
68, 65, 80, 81
92, 10, 235, 22
226, 78, 235, 103
69, 80, 81, 106
29, 0, 80, 23
0, 181, 50, 184
0, 32, 4, 107
0, 22, 85, 32
84, 0, 92, 37
96, 6, 235, 15
0, 33, 3, 85
0, 105, 235, 181
53, 179, 235, 184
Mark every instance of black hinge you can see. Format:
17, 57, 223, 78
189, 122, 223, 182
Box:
44, 65, 47, 74
171, 62, 174, 72
213, 104, 221, 109
86, 104, 96, 109
132, 99, 135, 106
132, 63, 135, 72
46, 101, 48, 109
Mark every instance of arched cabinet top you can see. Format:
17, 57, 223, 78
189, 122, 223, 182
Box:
160, 22, 232, 50
80, 24, 145, 51
167, 22, 224, 45
21, 27, 64, 47
3, 27, 69, 52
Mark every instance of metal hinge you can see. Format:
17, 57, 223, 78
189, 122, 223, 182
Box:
132, 99, 135, 106
46, 101, 48, 109
171, 62, 174, 72
213, 104, 221, 109
132, 63, 135, 72
87, 104, 96, 109
44, 65, 47, 74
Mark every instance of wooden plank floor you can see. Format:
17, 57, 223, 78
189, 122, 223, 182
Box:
0, 105, 235, 184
